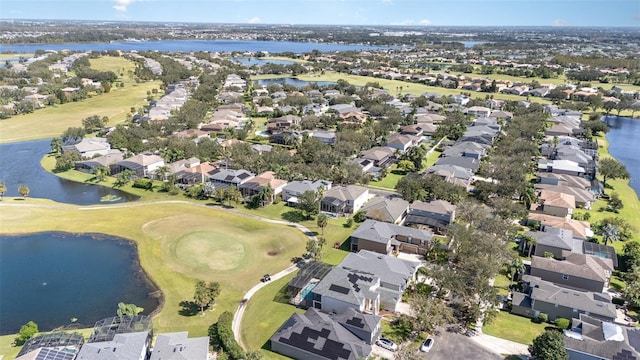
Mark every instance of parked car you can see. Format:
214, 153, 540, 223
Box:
375, 337, 398, 352
420, 337, 434, 352
261, 274, 271, 282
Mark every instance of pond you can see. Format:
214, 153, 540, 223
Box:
0, 139, 139, 205
254, 77, 337, 88
0, 232, 161, 335
603, 116, 640, 197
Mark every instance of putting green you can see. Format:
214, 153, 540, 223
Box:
174, 231, 246, 271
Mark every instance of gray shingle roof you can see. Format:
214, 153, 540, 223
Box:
565, 314, 640, 360
531, 253, 613, 282
351, 219, 433, 246
76, 332, 149, 360
361, 196, 409, 223
323, 185, 368, 202
150, 332, 209, 360
526, 226, 574, 251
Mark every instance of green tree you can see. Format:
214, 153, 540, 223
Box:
297, 190, 320, 219
306, 237, 326, 261
397, 159, 416, 173
50, 137, 62, 154
194, 280, 222, 315
92, 165, 111, 182
624, 265, 640, 308
116, 302, 143, 318
598, 158, 630, 189
114, 169, 135, 187
317, 213, 328, 235
607, 192, 624, 212
410, 293, 453, 334
18, 184, 30, 199
0, 181, 6, 201
15, 321, 38, 345
225, 186, 242, 207
506, 258, 526, 287
623, 241, 640, 269
599, 223, 621, 246
529, 329, 568, 360
155, 165, 170, 182
54, 151, 81, 172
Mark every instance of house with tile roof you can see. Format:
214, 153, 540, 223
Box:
270, 308, 377, 360
533, 189, 576, 218
238, 171, 288, 203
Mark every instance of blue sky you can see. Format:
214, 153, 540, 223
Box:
1, 0, 639, 27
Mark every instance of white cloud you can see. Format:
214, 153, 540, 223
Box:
552, 19, 571, 26
112, 0, 141, 12
380, 0, 393, 4
247, 17, 261, 24
419, 19, 432, 25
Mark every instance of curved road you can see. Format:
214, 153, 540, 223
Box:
0, 199, 317, 349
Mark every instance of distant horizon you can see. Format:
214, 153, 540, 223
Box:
1, 0, 639, 28
2, 18, 640, 29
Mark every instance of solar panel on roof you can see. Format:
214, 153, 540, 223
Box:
238, 173, 250, 179
329, 284, 350, 295
345, 316, 366, 329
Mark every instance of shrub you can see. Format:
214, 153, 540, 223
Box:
345, 218, 354, 228
554, 318, 570, 329
15, 321, 38, 345
390, 314, 414, 341
353, 210, 367, 223
209, 311, 244, 360
132, 178, 153, 190
612, 297, 626, 306
537, 313, 548, 323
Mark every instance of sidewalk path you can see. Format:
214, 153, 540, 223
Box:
471, 333, 530, 359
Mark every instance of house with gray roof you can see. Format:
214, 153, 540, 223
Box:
112, 153, 165, 178
270, 308, 377, 360
207, 168, 255, 189
424, 164, 474, 189
435, 156, 480, 173
531, 253, 613, 293
149, 332, 209, 360
359, 147, 396, 168
350, 219, 433, 255
312, 130, 337, 146
76, 331, 150, 360
361, 196, 409, 225
511, 275, 616, 323
282, 180, 332, 205
538, 159, 586, 177
62, 137, 111, 158
321, 185, 369, 216
564, 314, 640, 360
312, 250, 419, 313
75, 150, 124, 173
442, 141, 489, 159
526, 226, 580, 259
536, 172, 591, 190
405, 199, 456, 234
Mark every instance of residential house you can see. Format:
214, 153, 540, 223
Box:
350, 219, 433, 255
15, 333, 84, 360
269, 308, 377, 360
76, 332, 150, 360
311, 250, 420, 313
282, 180, 332, 206
149, 332, 209, 360
424, 164, 474, 189
530, 253, 613, 293
526, 227, 579, 259
238, 171, 288, 203
312, 130, 337, 146
75, 150, 124, 173
360, 196, 409, 224
208, 168, 255, 189
511, 275, 616, 322
466, 106, 492, 118
267, 115, 302, 134
359, 147, 396, 169
320, 185, 369, 216
112, 153, 165, 178
399, 124, 424, 137
62, 137, 111, 158
533, 189, 576, 218
564, 314, 640, 360
269, 130, 304, 145
405, 200, 456, 234
527, 213, 594, 240
288, 261, 335, 307
435, 156, 481, 173
175, 162, 218, 186
441, 141, 489, 159
534, 184, 594, 209
490, 110, 513, 121
385, 133, 418, 153
536, 172, 591, 190
546, 123, 576, 137
460, 125, 499, 144
538, 159, 586, 177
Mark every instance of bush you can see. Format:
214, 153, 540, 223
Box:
612, 297, 626, 306
537, 313, 548, 323
132, 178, 153, 190
390, 314, 414, 342
554, 318, 570, 329
15, 321, 38, 345
352, 210, 367, 223
208, 311, 244, 360
345, 218, 354, 228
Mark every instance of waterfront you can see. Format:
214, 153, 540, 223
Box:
0, 232, 160, 335
604, 116, 640, 197
0, 139, 138, 205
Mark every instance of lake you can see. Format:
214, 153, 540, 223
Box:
0, 232, 160, 335
0, 139, 138, 205
0, 40, 387, 54
603, 116, 640, 197
254, 78, 337, 88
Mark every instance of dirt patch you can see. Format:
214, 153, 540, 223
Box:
267, 249, 281, 256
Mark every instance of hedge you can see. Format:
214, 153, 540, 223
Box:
209, 311, 245, 360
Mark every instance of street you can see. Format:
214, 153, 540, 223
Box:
426, 331, 503, 360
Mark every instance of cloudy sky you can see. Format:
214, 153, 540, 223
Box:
2, 0, 639, 27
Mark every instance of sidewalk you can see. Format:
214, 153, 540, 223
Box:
471, 334, 530, 359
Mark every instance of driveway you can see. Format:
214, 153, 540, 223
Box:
426, 331, 502, 360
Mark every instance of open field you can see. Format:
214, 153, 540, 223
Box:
0, 55, 161, 143
240, 272, 305, 359
446, 70, 569, 86
0, 53, 33, 60
262, 56, 309, 64
0, 199, 307, 343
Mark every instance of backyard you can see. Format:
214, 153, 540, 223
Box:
483, 311, 549, 345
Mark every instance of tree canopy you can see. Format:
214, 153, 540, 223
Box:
529, 329, 568, 360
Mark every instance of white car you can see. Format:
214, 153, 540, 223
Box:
375, 337, 398, 352
420, 337, 434, 352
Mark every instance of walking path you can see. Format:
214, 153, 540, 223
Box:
471, 334, 530, 359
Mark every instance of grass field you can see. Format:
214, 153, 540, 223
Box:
0, 199, 306, 346
371, 165, 405, 189
483, 311, 549, 345
446, 71, 569, 86
0, 56, 161, 143
240, 272, 305, 359
0, 53, 33, 60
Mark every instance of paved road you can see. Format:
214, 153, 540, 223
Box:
427, 332, 503, 360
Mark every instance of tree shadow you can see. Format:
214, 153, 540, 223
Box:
178, 301, 200, 317
272, 282, 291, 305
282, 210, 306, 223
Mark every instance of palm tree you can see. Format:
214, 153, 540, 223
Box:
507, 258, 526, 287
92, 165, 110, 182
225, 186, 242, 208
18, 184, 29, 199
520, 185, 537, 209
0, 181, 6, 201
317, 213, 328, 235
155, 165, 170, 182
600, 223, 621, 246
520, 234, 537, 257
259, 184, 274, 205
214, 187, 226, 205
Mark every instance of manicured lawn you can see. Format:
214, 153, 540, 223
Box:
447, 70, 569, 86
89, 56, 136, 76
483, 311, 549, 345
262, 56, 309, 64
493, 270, 512, 297
0, 55, 161, 143
0, 53, 33, 60
0, 199, 306, 338
424, 150, 442, 168
251, 74, 293, 80
295, 71, 552, 104
240, 272, 305, 359
372, 165, 405, 190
